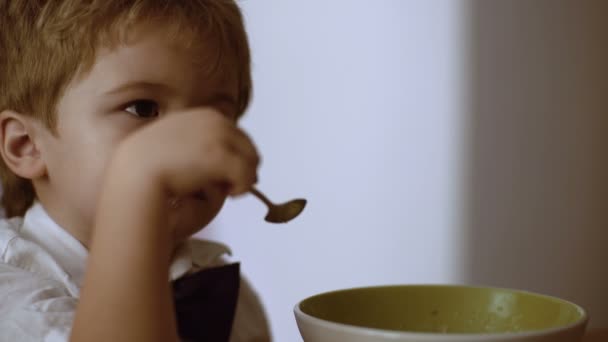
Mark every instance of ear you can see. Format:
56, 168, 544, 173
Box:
0, 110, 47, 180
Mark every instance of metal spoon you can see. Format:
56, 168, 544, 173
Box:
250, 187, 307, 223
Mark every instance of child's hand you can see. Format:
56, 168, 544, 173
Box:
75, 108, 260, 342
114, 107, 260, 200
97, 106, 260, 243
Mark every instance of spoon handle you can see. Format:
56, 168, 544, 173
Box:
250, 187, 274, 207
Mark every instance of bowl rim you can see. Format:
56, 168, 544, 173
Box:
293, 284, 588, 341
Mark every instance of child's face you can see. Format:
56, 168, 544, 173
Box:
35, 23, 239, 246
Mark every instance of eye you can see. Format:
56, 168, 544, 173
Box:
124, 100, 160, 118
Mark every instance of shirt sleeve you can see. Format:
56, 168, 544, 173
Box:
0, 263, 76, 342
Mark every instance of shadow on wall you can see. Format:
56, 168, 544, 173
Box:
465, 0, 608, 329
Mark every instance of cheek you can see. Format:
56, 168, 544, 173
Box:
65, 156, 109, 221
51, 139, 114, 218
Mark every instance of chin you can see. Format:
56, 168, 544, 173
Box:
170, 196, 224, 240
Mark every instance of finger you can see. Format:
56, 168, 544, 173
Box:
204, 148, 258, 196
227, 127, 261, 167
194, 110, 260, 166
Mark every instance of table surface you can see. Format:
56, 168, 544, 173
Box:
584, 329, 608, 342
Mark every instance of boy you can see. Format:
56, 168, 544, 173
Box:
0, 1, 271, 341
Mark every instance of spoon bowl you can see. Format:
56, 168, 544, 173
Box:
264, 198, 307, 223
250, 187, 307, 223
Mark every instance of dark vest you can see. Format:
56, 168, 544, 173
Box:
172, 263, 240, 342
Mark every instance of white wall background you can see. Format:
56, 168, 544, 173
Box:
200, 1, 608, 341
201, 1, 468, 341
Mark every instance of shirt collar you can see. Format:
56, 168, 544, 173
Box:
169, 238, 232, 280
21, 202, 232, 289
21, 202, 88, 289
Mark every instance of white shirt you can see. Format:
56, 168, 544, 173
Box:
0, 203, 271, 342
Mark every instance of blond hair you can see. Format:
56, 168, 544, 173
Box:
0, 0, 252, 217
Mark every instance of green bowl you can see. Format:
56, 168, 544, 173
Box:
294, 285, 587, 342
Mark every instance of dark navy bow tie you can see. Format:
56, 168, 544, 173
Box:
172, 263, 240, 342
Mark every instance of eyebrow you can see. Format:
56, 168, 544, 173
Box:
103, 81, 173, 96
